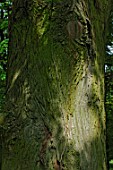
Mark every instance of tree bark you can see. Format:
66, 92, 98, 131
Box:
1, 0, 112, 170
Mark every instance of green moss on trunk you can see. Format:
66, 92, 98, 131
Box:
2, 0, 112, 170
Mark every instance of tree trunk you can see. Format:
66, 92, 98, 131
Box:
1, 0, 112, 170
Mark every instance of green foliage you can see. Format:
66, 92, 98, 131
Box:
0, 65, 6, 80
0, 20, 8, 30
105, 62, 113, 162
0, 1, 9, 70
0, 0, 11, 114
109, 160, 113, 170
105, 9, 113, 169
0, 38, 8, 54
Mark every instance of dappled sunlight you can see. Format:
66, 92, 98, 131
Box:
9, 69, 21, 91
55, 57, 106, 169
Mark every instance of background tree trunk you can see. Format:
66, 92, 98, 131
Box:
1, 0, 112, 170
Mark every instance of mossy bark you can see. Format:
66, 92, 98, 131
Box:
1, 0, 112, 170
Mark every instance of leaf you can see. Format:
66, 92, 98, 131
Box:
0, 20, 8, 29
